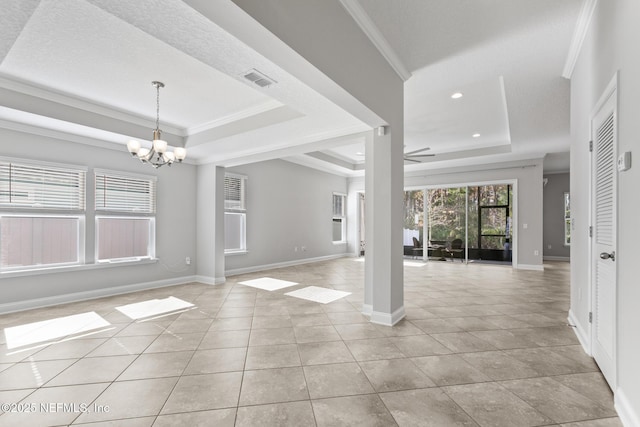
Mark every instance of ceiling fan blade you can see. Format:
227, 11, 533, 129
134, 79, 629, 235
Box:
406, 154, 436, 158
404, 147, 431, 156
403, 157, 421, 163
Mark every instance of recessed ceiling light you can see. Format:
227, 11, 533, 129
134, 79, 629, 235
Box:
356, 152, 364, 156
451, 92, 463, 99
472, 133, 481, 138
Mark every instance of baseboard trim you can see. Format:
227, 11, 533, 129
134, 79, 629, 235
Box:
543, 256, 570, 262
568, 309, 591, 354
370, 306, 406, 326
362, 304, 372, 316
0, 275, 198, 315
225, 253, 349, 277
516, 264, 545, 271
194, 275, 226, 285
615, 386, 640, 427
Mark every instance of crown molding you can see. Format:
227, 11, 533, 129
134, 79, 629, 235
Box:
186, 100, 283, 135
197, 125, 369, 166
562, 0, 598, 79
339, 0, 412, 81
0, 75, 185, 136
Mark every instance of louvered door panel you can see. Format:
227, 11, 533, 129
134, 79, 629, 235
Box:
591, 88, 617, 391
595, 114, 615, 246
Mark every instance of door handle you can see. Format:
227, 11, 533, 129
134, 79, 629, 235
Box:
600, 251, 615, 261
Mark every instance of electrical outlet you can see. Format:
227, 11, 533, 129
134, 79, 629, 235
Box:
294, 247, 298, 252
534, 250, 539, 256
548, 244, 552, 249
301, 246, 306, 252
185, 257, 191, 265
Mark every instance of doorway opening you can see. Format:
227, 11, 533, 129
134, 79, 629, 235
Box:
403, 182, 516, 266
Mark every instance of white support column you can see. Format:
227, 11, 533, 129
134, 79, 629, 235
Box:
213, 166, 226, 283
196, 164, 226, 285
364, 126, 405, 326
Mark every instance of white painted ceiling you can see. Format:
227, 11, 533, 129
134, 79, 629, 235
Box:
319, 0, 582, 173
0, 0, 582, 175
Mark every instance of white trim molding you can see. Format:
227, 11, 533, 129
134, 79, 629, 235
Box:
338, 0, 412, 81
516, 264, 545, 271
562, 0, 598, 78
362, 304, 373, 316
568, 309, 591, 354
370, 306, 406, 326
194, 275, 226, 285
543, 256, 570, 262
225, 254, 349, 277
615, 387, 640, 427
0, 275, 197, 315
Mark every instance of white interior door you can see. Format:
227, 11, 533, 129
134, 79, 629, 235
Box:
358, 193, 365, 256
591, 88, 617, 390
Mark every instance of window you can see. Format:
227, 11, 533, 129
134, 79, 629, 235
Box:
332, 193, 346, 243
0, 159, 86, 271
564, 192, 571, 246
95, 170, 156, 262
225, 173, 247, 253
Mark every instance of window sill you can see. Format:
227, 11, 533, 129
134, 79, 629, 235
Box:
332, 241, 347, 245
225, 250, 248, 256
0, 258, 158, 279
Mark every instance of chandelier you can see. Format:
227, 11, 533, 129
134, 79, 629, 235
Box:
126, 81, 186, 168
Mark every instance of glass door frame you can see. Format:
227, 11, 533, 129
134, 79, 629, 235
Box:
405, 179, 518, 267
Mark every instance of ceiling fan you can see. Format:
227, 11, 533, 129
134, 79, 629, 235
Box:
404, 147, 435, 163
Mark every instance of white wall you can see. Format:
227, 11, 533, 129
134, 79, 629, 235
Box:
0, 128, 197, 312
570, 0, 640, 424
349, 158, 545, 269
224, 159, 349, 274
543, 173, 570, 259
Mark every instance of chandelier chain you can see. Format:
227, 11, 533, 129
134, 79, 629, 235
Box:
155, 83, 160, 131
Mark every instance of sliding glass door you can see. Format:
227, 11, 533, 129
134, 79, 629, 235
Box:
404, 183, 513, 264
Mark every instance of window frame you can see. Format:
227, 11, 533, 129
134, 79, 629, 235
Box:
332, 192, 347, 244
95, 215, 156, 262
0, 157, 87, 273
564, 192, 571, 246
224, 173, 248, 254
94, 169, 157, 263
0, 213, 85, 272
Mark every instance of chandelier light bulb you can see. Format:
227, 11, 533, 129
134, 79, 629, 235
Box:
174, 147, 186, 161
153, 139, 168, 154
126, 81, 186, 168
127, 140, 141, 155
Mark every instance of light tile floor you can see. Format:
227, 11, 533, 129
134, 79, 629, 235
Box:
0, 259, 622, 426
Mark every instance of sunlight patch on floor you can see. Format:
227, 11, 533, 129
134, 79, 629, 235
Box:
4, 311, 110, 349
116, 296, 194, 320
238, 277, 299, 291
285, 286, 351, 304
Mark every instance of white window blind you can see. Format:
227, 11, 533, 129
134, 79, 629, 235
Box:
224, 173, 247, 253
95, 171, 156, 214
332, 193, 346, 243
333, 194, 345, 217
225, 174, 246, 210
0, 161, 85, 210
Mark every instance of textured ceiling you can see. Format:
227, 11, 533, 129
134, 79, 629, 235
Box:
0, 0, 582, 174
0, 0, 367, 165
0, 0, 273, 128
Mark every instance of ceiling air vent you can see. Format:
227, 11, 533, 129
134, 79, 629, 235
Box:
243, 69, 277, 88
